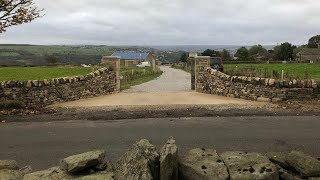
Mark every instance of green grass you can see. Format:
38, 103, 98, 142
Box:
120, 67, 163, 91
0, 67, 97, 81
0, 52, 20, 56
224, 63, 320, 80
171, 64, 191, 73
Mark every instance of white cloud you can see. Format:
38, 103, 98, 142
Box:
0, 0, 319, 45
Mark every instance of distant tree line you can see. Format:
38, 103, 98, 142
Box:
178, 34, 320, 63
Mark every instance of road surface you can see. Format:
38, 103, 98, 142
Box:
1, 116, 320, 170
123, 66, 191, 92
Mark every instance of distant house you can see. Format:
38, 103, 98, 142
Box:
296, 48, 320, 63
111, 52, 155, 67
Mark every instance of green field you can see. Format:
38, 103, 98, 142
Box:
0, 45, 114, 66
0, 67, 97, 81
224, 64, 320, 80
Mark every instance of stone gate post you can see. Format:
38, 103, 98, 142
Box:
101, 56, 121, 93
194, 56, 210, 92
191, 57, 196, 90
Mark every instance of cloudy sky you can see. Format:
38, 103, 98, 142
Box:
0, 0, 319, 45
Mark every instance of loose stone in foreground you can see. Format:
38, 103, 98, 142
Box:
285, 151, 320, 178
179, 148, 229, 180
221, 151, 279, 180
115, 139, 160, 180
23, 166, 114, 180
0, 160, 19, 170
59, 150, 106, 173
160, 137, 178, 180
0, 169, 23, 180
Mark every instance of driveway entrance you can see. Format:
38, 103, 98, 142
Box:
51, 66, 267, 108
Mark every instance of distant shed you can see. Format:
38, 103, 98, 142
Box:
297, 48, 320, 63
111, 52, 155, 67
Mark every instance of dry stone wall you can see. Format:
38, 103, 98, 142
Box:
2, 138, 320, 180
0, 68, 117, 107
193, 56, 320, 102
197, 67, 320, 102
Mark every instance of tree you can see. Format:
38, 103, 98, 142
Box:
0, 0, 43, 33
234, 47, 249, 61
248, 45, 267, 61
308, 35, 320, 48
273, 42, 295, 61
221, 49, 232, 61
46, 54, 58, 64
249, 45, 267, 56
180, 52, 188, 63
201, 49, 221, 57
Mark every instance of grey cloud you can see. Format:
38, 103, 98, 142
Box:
0, 0, 319, 45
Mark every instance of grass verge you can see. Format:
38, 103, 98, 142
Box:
171, 65, 191, 73
120, 68, 163, 91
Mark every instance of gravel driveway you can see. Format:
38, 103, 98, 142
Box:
123, 66, 191, 93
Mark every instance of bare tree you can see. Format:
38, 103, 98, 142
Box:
0, 0, 43, 33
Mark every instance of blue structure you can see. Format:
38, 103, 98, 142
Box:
111, 52, 150, 60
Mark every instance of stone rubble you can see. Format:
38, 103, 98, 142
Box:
1, 138, 320, 180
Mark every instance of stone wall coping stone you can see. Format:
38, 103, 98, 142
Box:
206, 67, 318, 89
0, 67, 110, 89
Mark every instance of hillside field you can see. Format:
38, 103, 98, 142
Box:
0, 45, 114, 65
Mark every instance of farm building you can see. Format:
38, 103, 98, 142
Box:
296, 48, 320, 63
111, 52, 156, 67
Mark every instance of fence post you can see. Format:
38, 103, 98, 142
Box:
281, 70, 284, 81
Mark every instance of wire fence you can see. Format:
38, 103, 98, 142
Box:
224, 66, 312, 80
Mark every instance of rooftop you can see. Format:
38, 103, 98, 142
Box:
299, 48, 320, 55
111, 52, 150, 60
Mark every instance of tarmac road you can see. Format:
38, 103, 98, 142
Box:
1, 116, 320, 170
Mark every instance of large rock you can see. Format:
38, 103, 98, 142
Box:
19, 166, 33, 176
160, 137, 178, 180
23, 166, 114, 180
23, 166, 64, 180
115, 139, 160, 180
0, 169, 23, 180
276, 166, 302, 180
179, 148, 229, 180
0, 160, 19, 170
266, 152, 291, 169
59, 150, 106, 173
93, 157, 114, 172
221, 151, 279, 180
285, 151, 320, 178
